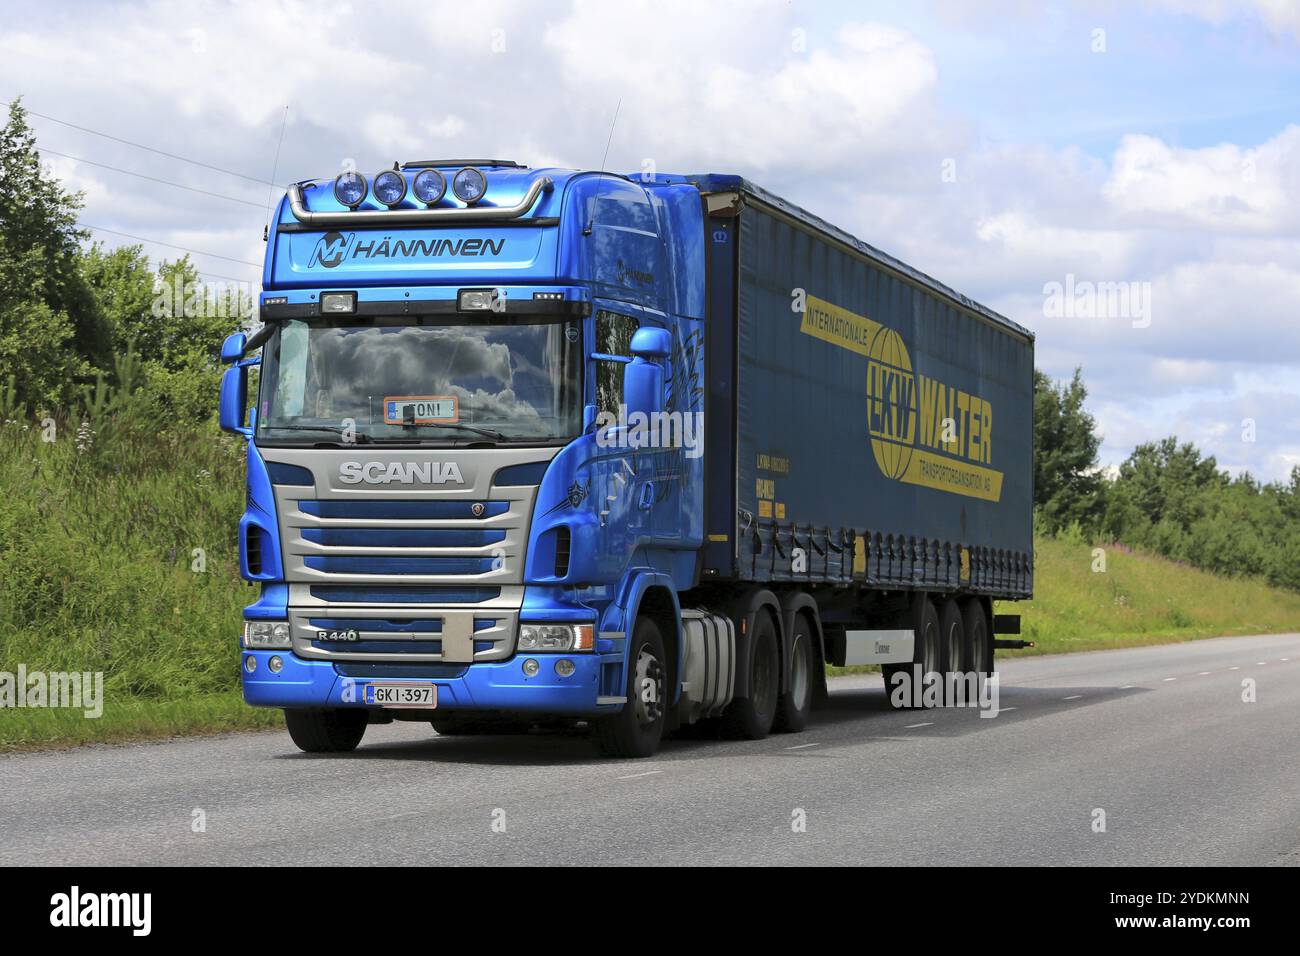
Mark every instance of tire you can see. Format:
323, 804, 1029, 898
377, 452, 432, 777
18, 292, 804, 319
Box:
593, 617, 667, 758
883, 595, 941, 709
722, 609, 780, 739
773, 613, 813, 733
938, 598, 965, 705
284, 708, 368, 753
962, 598, 993, 679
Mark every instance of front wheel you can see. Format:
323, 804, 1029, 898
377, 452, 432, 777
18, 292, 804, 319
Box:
284, 708, 368, 753
593, 617, 667, 758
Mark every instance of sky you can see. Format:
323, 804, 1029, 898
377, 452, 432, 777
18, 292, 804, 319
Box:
3, 0, 1298, 479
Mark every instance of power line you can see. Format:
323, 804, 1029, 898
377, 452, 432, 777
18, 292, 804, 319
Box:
81, 223, 262, 268
26, 107, 279, 187
38, 146, 267, 208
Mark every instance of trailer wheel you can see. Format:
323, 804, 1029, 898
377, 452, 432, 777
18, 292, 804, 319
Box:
939, 598, 965, 705
593, 617, 667, 758
722, 610, 780, 739
773, 613, 813, 733
284, 708, 368, 753
962, 599, 993, 679
884, 595, 941, 709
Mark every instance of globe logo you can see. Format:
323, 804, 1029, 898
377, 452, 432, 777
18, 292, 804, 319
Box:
865, 326, 916, 480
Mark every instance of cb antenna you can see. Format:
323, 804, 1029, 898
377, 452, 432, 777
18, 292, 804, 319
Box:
584, 97, 622, 236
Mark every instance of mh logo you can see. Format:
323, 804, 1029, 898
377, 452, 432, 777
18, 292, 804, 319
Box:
311, 231, 354, 269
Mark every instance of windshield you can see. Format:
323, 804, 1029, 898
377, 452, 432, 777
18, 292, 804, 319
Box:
256, 315, 583, 445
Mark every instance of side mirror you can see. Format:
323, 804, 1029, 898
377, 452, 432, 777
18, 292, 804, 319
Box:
219, 365, 251, 435
221, 332, 247, 364
623, 327, 670, 416
630, 326, 671, 360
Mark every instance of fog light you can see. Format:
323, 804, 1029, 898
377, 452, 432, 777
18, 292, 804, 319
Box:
244, 655, 257, 674
268, 655, 284, 674
555, 659, 575, 677
522, 658, 540, 677
334, 171, 367, 208
452, 166, 487, 204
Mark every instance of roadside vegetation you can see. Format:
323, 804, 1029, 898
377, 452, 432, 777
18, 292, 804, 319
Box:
1, 99, 1298, 750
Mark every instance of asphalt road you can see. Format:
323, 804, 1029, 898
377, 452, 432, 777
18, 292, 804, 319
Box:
4, 633, 1298, 866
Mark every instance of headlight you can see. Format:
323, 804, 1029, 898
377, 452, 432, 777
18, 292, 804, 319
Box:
518, 623, 594, 652
412, 168, 447, 205
244, 620, 292, 649
452, 166, 487, 204
333, 171, 367, 207
373, 169, 407, 206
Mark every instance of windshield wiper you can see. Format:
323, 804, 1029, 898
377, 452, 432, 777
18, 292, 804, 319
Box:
408, 422, 509, 442
261, 424, 373, 442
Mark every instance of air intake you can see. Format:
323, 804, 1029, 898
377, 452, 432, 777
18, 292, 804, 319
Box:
246, 527, 264, 576
553, 526, 571, 578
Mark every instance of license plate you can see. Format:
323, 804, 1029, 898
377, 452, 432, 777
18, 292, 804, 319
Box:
364, 683, 438, 708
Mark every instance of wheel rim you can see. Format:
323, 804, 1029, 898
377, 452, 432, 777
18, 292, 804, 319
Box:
789, 633, 810, 708
633, 645, 664, 728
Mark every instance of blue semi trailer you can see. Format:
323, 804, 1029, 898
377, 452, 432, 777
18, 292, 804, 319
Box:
219, 160, 1034, 757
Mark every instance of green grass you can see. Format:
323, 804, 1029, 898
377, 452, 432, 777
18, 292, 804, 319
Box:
1007, 537, 1300, 655
3, 416, 1300, 751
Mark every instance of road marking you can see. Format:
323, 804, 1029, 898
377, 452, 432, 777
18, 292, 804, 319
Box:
1256, 662, 1267, 666
1120, 684, 1135, 689
1198, 671, 1212, 676
904, 722, 933, 729
1000, 706, 1017, 712
1229, 666, 1240, 670
1062, 695, 1083, 700
1163, 677, 1177, 682
1282, 658, 1290, 662
617, 770, 663, 780
786, 742, 820, 750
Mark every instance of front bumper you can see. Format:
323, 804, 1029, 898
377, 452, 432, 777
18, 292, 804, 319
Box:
241, 649, 623, 714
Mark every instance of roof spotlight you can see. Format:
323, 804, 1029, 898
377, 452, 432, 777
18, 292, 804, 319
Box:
333, 171, 367, 208
412, 168, 447, 205
452, 166, 487, 204
373, 170, 407, 207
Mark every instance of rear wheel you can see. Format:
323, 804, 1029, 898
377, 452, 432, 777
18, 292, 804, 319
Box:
939, 598, 965, 704
722, 610, 780, 739
884, 595, 941, 709
593, 617, 667, 758
773, 613, 813, 733
962, 598, 993, 679
284, 708, 368, 753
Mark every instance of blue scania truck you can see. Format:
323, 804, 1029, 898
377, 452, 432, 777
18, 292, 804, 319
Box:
219, 159, 1034, 758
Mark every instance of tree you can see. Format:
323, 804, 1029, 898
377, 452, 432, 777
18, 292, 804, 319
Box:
1033, 367, 1103, 534
0, 98, 111, 404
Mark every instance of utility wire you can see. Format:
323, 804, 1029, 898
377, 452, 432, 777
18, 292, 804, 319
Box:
81, 223, 262, 268
38, 146, 266, 208
26, 107, 278, 186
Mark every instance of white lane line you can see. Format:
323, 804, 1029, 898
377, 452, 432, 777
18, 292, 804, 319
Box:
1282, 658, 1290, 662
617, 770, 663, 780
1229, 666, 1240, 670
1062, 695, 1083, 700
1120, 684, 1136, 689
1256, 662, 1267, 666
1198, 671, 1212, 676
1000, 706, 1017, 712
786, 742, 820, 750
904, 722, 933, 729
1163, 677, 1177, 682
